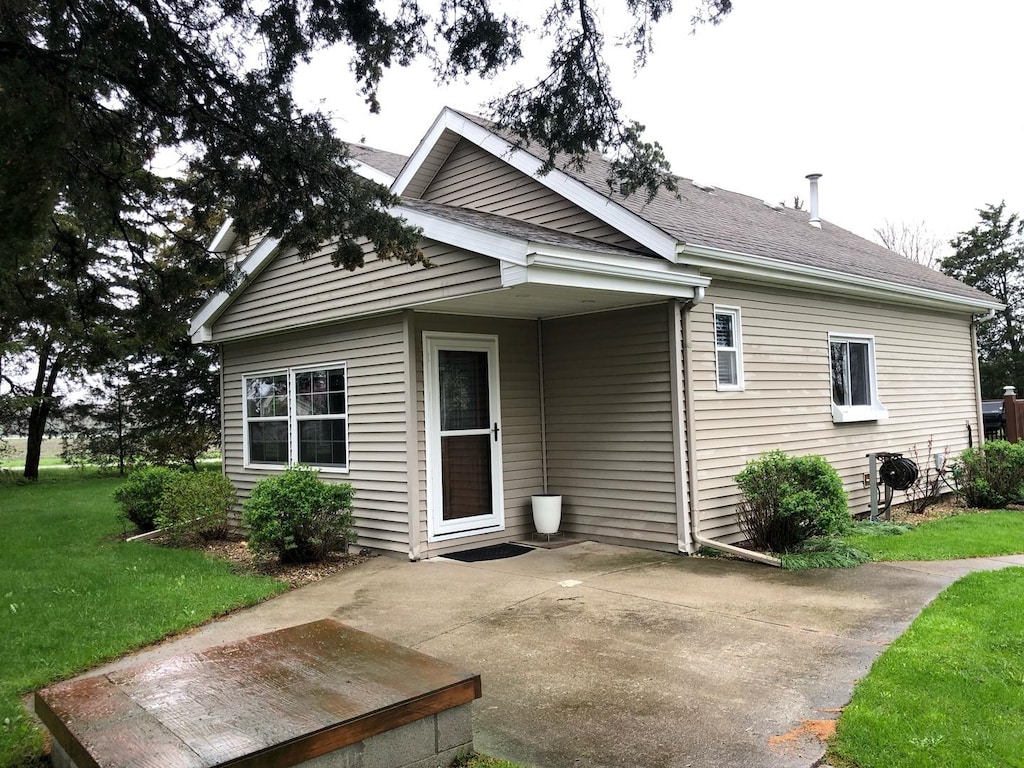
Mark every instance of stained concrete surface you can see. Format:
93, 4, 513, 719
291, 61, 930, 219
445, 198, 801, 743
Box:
85, 543, 1024, 768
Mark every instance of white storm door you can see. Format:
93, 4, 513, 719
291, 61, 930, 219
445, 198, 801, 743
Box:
424, 333, 504, 540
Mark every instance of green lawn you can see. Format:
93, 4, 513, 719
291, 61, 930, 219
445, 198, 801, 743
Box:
0, 475, 287, 767
0, 438, 62, 469
828, 567, 1024, 768
844, 511, 1024, 561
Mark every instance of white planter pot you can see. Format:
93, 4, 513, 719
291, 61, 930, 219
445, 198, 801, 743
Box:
532, 494, 562, 534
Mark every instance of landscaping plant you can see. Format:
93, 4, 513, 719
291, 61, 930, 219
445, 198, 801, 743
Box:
112, 465, 181, 531
242, 466, 355, 563
901, 437, 952, 514
953, 439, 1024, 508
735, 450, 849, 553
156, 471, 236, 546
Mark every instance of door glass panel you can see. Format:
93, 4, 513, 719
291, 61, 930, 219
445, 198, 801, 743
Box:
440, 434, 492, 520
439, 350, 489, 431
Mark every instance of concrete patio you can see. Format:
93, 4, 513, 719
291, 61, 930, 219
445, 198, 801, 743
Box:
87, 542, 1024, 768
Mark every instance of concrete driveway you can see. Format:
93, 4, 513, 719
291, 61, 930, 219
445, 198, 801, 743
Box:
91, 542, 1024, 768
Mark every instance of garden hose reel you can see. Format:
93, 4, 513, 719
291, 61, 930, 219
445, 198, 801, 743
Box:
867, 452, 919, 521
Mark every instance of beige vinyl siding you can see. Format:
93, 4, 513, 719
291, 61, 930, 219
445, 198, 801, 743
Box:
412, 313, 543, 558
690, 281, 980, 541
222, 317, 412, 555
421, 138, 650, 252
542, 304, 679, 551
225, 231, 265, 272
212, 238, 502, 342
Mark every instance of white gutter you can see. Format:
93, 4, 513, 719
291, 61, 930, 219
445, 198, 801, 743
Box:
677, 242, 1002, 314
681, 287, 781, 567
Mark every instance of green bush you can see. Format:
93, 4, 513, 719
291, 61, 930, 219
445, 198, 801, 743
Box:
113, 466, 180, 531
242, 467, 355, 563
156, 471, 236, 546
735, 450, 850, 553
954, 440, 1024, 508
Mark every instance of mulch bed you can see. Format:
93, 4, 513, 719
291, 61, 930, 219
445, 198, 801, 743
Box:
196, 539, 374, 588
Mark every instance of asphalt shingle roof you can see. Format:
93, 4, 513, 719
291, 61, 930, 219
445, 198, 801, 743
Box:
454, 111, 994, 306
347, 142, 409, 179
398, 198, 650, 259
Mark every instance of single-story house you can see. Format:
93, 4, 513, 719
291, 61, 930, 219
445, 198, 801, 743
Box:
190, 107, 1000, 561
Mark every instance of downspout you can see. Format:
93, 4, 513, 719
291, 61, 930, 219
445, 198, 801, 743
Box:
972, 309, 994, 447
404, 311, 423, 561
537, 319, 548, 494
668, 300, 694, 553
682, 288, 781, 567
218, 344, 226, 476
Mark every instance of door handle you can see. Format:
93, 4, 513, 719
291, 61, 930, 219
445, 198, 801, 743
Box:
492, 422, 500, 441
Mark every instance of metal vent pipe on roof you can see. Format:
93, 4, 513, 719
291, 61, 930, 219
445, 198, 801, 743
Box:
806, 173, 822, 229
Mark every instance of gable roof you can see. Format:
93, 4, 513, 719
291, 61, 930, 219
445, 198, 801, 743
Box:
398, 198, 653, 260
347, 142, 409, 182
396, 108, 998, 312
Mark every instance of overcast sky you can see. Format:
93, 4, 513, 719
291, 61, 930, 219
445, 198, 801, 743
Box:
293, 0, 1024, 252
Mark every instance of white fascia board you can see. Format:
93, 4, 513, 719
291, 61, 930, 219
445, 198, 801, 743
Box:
678, 242, 1003, 314
394, 108, 679, 260
393, 204, 529, 265
209, 217, 236, 253
352, 160, 395, 186
392, 110, 454, 195
507, 247, 709, 297
189, 235, 281, 343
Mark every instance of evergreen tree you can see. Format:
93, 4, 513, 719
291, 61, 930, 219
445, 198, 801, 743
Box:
1, 0, 733, 478
941, 202, 1024, 398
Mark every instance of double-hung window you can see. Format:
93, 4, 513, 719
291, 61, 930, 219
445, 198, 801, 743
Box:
714, 305, 744, 391
243, 363, 349, 470
828, 334, 887, 423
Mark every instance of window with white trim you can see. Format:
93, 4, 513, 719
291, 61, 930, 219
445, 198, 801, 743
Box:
243, 364, 349, 469
828, 334, 888, 423
714, 305, 744, 391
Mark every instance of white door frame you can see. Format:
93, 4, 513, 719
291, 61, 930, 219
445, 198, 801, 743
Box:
423, 332, 504, 541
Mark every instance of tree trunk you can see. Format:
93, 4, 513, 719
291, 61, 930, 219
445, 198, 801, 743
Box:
22, 344, 65, 481
23, 401, 50, 480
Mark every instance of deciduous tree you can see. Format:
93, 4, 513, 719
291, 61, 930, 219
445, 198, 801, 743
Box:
875, 220, 944, 270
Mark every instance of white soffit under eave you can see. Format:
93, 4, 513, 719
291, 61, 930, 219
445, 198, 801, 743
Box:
352, 160, 396, 187
513, 252, 706, 298
394, 205, 529, 265
393, 108, 680, 261
189, 235, 281, 342
209, 218, 236, 253
395, 203, 707, 294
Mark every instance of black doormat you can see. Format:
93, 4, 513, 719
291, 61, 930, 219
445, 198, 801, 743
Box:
443, 543, 534, 562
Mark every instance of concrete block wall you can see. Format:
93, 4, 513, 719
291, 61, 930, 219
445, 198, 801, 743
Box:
305, 704, 474, 768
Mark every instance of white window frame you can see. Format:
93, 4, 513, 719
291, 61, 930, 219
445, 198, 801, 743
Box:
242, 362, 350, 472
242, 370, 290, 468
713, 305, 745, 392
827, 333, 888, 423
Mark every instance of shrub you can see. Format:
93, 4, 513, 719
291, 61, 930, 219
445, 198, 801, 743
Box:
113, 466, 180, 531
954, 440, 1024, 508
735, 450, 850, 553
156, 471, 236, 546
242, 467, 355, 563
779, 538, 870, 571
